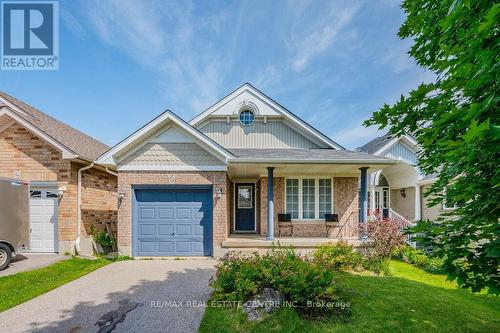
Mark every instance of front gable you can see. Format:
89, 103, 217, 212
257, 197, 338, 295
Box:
190, 83, 344, 150
96, 111, 233, 171
375, 135, 419, 165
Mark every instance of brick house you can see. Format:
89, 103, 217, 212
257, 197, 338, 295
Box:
0, 92, 117, 255
96, 84, 396, 257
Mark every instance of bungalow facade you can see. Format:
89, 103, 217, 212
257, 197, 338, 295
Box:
96, 84, 396, 257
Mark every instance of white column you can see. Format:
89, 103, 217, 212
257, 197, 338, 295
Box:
369, 186, 376, 214
414, 185, 421, 221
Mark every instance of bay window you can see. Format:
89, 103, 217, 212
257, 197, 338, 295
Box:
285, 178, 333, 220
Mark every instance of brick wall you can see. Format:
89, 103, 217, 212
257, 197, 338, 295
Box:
117, 171, 228, 255
0, 123, 117, 253
259, 176, 359, 238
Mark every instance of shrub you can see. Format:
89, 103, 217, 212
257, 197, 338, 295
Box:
90, 225, 114, 250
392, 245, 444, 274
362, 256, 390, 275
313, 241, 363, 271
211, 247, 349, 318
363, 213, 406, 258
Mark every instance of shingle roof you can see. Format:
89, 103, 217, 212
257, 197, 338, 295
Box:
356, 132, 393, 154
0, 91, 109, 161
228, 148, 394, 163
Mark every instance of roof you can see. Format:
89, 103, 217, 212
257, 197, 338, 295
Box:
189, 83, 345, 150
357, 132, 393, 154
228, 148, 394, 164
0, 91, 109, 161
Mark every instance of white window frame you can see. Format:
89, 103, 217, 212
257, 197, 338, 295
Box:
442, 186, 457, 210
284, 177, 334, 221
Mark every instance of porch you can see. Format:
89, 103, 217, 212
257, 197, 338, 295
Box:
222, 234, 368, 249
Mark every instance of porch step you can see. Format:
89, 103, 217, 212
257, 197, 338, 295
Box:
221, 237, 368, 249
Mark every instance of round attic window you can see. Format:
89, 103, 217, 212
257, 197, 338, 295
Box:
239, 110, 255, 126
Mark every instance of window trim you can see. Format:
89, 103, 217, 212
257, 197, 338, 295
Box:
442, 186, 457, 210
285, 177, 334, 221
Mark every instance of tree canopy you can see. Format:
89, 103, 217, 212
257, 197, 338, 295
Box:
364, 0, 499, 291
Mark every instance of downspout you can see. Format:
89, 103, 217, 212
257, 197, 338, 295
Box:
76, 163, 94, 253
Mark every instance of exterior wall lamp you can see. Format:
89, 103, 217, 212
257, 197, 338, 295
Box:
216, 187, 224, 199
400, 188, 406, 198
58, 186, 67, 197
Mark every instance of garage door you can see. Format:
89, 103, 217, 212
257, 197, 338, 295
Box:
29, 188, 58, 252
133, 188, 212, 256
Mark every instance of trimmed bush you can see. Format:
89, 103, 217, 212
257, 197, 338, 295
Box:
363, 214, 407, 258
211, 247, 350, 318
313, 241, 363, 271
392, 245, 444, 274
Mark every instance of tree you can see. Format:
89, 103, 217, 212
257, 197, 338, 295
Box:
364, 0, 499, 292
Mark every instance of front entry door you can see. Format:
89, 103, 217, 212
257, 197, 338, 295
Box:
235, 183, 255, 232
374, 187, 389, 218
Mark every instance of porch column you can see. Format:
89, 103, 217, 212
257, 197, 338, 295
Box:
359, 167, 369, 224
369, 185, 376, 215
267, 167, 275, 240
414, 185, 421, 221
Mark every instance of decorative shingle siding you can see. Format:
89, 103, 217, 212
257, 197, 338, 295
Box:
118, 143, 225, 168
198, 120, 322, 148
116, 171, 228, 256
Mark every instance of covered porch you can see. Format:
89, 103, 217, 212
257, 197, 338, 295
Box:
222, 149, 395, 250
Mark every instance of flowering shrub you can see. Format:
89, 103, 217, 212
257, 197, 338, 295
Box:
364, 213, 406, 258
211, 247, 350, 318
313, 241, 363, 271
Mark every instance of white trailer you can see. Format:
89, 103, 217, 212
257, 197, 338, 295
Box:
0, 177, 30, 270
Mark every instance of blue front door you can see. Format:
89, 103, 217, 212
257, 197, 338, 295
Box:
134, 188, 212, 256
235, 183, 255, 232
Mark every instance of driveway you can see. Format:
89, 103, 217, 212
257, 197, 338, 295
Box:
0, 259, 216, 333
0, 253, 69, 277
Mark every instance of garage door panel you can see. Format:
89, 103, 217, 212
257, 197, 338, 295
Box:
139, 224, 156, 236
158, 208, 174, 219
30, 196, 57, 253
139, 207, 156, 219
157, 224, 174, 235
134, 188, 212, 256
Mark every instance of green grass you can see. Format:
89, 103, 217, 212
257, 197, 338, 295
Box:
0, 257, 109, 312
199, 261, 500, 333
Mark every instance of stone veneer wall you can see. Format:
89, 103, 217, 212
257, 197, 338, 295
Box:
258, 176, 359, 238
116, 171, 228, 256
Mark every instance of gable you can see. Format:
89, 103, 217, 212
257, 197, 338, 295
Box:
383, 141, 418, 164
190, 83, 343, 149
198, 119, 322, 148
97, 111, 233, 170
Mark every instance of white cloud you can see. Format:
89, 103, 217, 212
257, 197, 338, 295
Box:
288, 4, 359, 72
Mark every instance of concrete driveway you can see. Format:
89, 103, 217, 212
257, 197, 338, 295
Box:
0, 259, 216, 333
0, 253, 69, 277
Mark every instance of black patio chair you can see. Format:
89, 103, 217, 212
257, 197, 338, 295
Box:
324, 213, 343, 238
277, 213, 293, 237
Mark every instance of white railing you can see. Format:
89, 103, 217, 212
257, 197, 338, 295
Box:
388, 208, 416, 247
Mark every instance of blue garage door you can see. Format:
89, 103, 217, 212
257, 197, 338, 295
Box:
134, 188, 212, 256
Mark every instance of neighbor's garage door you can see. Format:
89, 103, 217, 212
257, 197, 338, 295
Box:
133, 188, 212, 256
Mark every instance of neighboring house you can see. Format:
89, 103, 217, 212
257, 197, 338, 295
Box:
357, 132, 444, 224
96, 83, 395, 257
0, 92, 117, 255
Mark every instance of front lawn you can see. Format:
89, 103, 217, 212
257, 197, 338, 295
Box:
199, 261, 500, 333
0, 257, 110, 312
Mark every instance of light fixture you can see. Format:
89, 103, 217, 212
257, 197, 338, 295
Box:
58, 186, 67, 197
400, 189, 406, 198
118, 192, 126, 204
216, 187, 224, 199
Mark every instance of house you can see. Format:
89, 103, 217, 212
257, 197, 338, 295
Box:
357, 132, 445, 224
96, 83, 396, 257
0, 92, 117, 255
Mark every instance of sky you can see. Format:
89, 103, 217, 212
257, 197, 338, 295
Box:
0, 0, 434, 149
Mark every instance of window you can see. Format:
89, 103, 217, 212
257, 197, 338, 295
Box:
30, 190, 42, 198
285, 178, 333, 220
237, 186, 253, 208
239, 110, 255, 126
442, 187, 457, 210
285, 179, 299, 219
